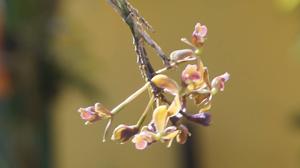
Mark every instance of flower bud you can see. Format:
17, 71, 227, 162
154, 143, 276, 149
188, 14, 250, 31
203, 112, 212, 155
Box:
211, 72, 230, 93
111, 124, 139, 143
78, 106, 100, 124
78, 103, 112, 125
170, 49, 196, 63
192, 23, 208, 47
188, 112, 211, 126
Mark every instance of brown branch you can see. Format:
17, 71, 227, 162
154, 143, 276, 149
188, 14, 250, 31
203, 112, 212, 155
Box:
107, 0, 171, 97
107, 0, 170, 73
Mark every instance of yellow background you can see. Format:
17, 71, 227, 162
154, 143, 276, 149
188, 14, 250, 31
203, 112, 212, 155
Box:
51, 0, 300, 168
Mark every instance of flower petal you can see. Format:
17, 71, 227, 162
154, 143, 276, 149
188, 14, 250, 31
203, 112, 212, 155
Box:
170, 49, 196, 63
192, 92, 211, 105
111, 124, 139, 143
95, 103, 112, 118
199, 102, 211, 113
151, 74, 179, 95
167, 95, 181, 117
182, 64, 206, 90
181, 64, 201, 85
203, 68, 211, 89
161, 128, 180, 148
176, 125, 191, 144
152, 105, 169, 133
192, 23, 208, 46
211, 72, 230, 92
188, 112, 211, 126
135, 139, 148, 150
162, 129, 180, 141
132, 131, 156, 150
78, 106, 100, 124
199, 25, 208, 37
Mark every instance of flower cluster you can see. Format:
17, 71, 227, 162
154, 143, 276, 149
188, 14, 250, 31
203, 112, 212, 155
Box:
78, 22, 230, 150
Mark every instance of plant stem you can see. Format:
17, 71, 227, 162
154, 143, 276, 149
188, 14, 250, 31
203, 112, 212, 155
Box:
108, 0, 171, 98
111, 82, 150, 115
110, 59, 192, 115
107, 0, 170, 67
136, 95, 155, 128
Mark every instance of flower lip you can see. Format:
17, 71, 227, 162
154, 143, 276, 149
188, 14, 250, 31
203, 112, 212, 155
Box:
78, 106, 100, 123
181, 64, 206, 91
132, 131, 155, 150
181, 64, 202, 84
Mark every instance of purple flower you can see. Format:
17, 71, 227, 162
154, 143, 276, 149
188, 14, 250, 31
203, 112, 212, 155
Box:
188, 112, 211, 126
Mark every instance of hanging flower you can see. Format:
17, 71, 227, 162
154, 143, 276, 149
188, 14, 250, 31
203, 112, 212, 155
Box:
181, 64, 205, 91
77, 21, 230, 150
111, 124, 139, 143
132, 105, 181, 150
132, 130, 156, 150
78, 103, 112, 125
211, 72, 230, 94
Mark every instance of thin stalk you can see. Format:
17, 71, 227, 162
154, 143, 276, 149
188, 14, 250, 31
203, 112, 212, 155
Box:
136, 95, 155, 128
111, 82, 150, 114
110, 58, 194, 115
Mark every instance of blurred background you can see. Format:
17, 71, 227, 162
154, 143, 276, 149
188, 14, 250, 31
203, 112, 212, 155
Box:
1, 0, 300, 168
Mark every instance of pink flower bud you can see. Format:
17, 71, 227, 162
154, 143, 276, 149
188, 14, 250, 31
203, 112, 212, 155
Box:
211, 72, 230, 92
78, 103, 111, 124
192, 23, 208, 47
78, 106, 100, 123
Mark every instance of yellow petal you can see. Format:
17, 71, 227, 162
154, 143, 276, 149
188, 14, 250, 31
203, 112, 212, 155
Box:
152, 105, 169, 133
162, 129, 180, 148
151, 74, 179, 95
199, 103, 211, 113
162, 130, 180, 140
111, 124, 125, 140
197, 59, 205, 75
203, 68, 211, 89
167, 95, 181, 117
